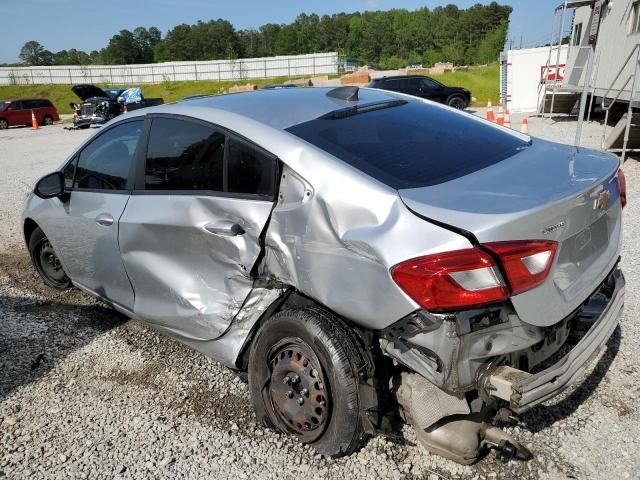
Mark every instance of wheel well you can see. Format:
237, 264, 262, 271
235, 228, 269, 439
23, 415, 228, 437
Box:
236, 289, 389, 436
235, 290, 377, 372
23, 218, 39, 246
447, 94, 467, 103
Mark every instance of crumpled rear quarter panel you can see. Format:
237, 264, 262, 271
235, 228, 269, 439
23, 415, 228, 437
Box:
262, 147, 472, 330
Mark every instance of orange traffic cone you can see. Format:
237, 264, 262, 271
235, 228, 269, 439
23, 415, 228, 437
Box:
520, 118, 529, 135
504, 109, 511, 129
123, 105, 128, 113
486, 100, 495, 122
31, 110, 39, 130
496, 102, 505, 126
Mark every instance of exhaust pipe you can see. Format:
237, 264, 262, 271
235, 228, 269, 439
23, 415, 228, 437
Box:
395, 372, 532, 465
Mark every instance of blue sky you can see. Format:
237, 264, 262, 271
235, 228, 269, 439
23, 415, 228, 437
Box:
1, 0, 566, 63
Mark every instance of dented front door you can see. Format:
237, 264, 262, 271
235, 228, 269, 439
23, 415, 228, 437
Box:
118, 194, 274, 340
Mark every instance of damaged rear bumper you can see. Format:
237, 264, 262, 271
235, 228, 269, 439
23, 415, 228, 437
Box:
484, 267, 625, 413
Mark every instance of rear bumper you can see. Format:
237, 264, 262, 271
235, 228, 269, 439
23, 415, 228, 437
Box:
485, 267, 624, 413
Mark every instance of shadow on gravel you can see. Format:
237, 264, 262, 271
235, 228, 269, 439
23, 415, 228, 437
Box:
520, 325, 621, 433
0, 251, 128, 402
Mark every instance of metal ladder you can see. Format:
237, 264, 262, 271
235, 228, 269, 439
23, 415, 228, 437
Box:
537, 2, 570, 117
600, 43, 640, 162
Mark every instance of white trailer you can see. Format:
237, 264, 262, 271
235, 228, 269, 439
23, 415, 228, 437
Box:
500, 46, 569, 113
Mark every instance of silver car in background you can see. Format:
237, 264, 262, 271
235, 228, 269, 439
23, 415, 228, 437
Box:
23, 86, 626, 464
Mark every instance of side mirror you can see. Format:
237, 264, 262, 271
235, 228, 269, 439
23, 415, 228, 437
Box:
35, 172, 65, 199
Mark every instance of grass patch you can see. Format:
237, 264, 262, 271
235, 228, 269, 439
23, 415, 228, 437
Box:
431, 64, 499, 107
0, 65, 498, 113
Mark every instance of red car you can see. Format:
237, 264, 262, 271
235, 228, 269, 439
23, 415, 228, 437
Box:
0, 98, 60, 129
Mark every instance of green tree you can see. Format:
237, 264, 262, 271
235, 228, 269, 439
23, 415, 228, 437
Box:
19, 41, 53, 66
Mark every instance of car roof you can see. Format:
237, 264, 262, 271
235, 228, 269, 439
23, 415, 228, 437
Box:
375, 75, 428, 80
178, 87, 401, 130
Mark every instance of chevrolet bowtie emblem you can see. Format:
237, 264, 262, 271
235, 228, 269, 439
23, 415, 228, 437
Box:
594, 190, 610, 210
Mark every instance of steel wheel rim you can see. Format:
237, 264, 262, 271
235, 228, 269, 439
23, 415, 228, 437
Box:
0, 120, 7, 129
37, 240, 67, 283
44, 117, 53, 125
267, 339, 330, 442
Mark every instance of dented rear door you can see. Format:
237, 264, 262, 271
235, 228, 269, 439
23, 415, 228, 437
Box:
118, 116, 277, 341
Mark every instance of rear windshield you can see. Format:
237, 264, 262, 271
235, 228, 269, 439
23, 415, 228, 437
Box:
286, 100, 530, 189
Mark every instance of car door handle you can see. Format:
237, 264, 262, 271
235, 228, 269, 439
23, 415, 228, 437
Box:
204, 222, 245, 237
95, 213, 114, 227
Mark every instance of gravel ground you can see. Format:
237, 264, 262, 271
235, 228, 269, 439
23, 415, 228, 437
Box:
1, 117, 640, 480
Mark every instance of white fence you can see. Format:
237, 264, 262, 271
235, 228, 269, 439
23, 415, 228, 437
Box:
0, 52, 340, 85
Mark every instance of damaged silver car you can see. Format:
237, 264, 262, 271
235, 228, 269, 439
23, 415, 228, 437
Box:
22, 86, 626, 464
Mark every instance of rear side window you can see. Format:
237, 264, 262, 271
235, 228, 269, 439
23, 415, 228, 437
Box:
382, 78, 408, 91
144, 117, 277, 198
286, 100, 529, 189
145, 118, 224, 191
38, 100, 52, 108
23, 100, 38, 110
227, 138, 276, 196
75, 120, 143, 190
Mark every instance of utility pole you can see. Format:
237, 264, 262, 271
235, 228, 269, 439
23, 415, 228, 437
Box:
520, 34, 523, 49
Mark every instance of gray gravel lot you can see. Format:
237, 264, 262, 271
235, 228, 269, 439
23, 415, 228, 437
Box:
1, 117, 639, 480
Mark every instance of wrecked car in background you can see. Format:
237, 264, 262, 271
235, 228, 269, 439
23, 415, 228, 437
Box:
23, 86, 625, 464
70, 84, 164, 128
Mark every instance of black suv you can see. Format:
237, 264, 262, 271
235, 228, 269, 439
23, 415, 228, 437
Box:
368, 75, 471, 109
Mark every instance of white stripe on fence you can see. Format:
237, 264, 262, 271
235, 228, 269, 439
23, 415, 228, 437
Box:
0, 52, 340, 85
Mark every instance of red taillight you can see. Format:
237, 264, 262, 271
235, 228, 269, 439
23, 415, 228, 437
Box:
483, 241, 557, 295
391, 240, 557, 311
617, 168, 627, 208
391, 248, 509, 312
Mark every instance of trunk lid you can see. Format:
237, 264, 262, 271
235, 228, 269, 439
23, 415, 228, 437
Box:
399, 139, 622, 326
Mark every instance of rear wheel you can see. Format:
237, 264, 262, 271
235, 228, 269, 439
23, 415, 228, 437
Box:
447, 96, 467, 110
0, 118, 8, 129
248, 307, 367, 457
43, 115, 53, 126
28, 227, 71, 289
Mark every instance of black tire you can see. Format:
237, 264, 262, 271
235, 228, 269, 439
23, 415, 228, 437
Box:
43, 115, 53, 126
447, 96, 467, 110
28, 227, 72, 289
0, 118, 8, 129
248, 307, 367, 457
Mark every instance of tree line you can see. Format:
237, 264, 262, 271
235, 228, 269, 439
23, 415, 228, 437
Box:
15, 3, 511, 69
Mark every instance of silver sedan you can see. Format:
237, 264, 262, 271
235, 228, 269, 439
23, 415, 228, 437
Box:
22, 86, 626, 464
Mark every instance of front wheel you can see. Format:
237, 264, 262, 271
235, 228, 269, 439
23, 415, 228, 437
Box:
28, 227, 71, 289
0, 118, 8, 129
447, 96, 468, 110
248, 307, 367, 457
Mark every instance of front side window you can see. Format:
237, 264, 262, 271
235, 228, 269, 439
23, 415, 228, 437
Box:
75, 120, 143, 190
420, 77, 442, 89
63, 156, 76, 189
145, 117, 225, 191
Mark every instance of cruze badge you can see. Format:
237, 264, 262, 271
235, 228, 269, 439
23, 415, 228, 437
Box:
594, 190, 610, 210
